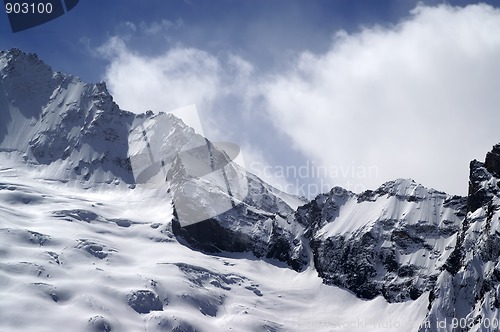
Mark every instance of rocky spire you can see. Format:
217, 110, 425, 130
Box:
485, 143, 500, 178
467, 144, 500, 213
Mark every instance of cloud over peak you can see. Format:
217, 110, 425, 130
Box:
261, 3, 500, 194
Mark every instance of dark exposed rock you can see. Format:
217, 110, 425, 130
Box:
467, 160, 494, 213
485, 143, 500, 178
111, 219, 132, 227
311, 234, 380, 300
295, 187, 352, 236
127, 290, 163, 314
88, 316, 112, 332
173, 263, 263, 298
1, 228, 51, 246
175, 263, 243, 290
179, 293, 222, 317
53, 209, 99, 223
172, 207, 307, 271
28, 230, 50, 246
76, 239, 113, 259
172, 213, 252, 253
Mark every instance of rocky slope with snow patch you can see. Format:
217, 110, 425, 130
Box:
170, 165, 309, 271
296, 179, 466, 302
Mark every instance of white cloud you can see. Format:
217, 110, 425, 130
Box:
260, 4, 500, 195
98, 37, 220, 115
123, 21, 137, 32
97, 38, 255, 139
139, 19, 183, 35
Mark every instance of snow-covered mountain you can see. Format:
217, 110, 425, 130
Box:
0, 48, 307, 273
0, 48, 498, 331
0, 48, 429, 332
293, 144, 500, 330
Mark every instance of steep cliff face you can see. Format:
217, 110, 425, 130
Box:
170, 164, 309, 271
422, 145, 500, 331
296, 179, 466, 302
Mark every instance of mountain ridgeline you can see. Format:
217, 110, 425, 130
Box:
1, 49, 499, 331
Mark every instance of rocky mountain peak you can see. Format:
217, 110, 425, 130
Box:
359, 178, 440, 203
485, 143, 500, 177
467, 145, 500, 213
0, 48, 52, 77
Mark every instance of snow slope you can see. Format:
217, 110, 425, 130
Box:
0, 165, 429, 332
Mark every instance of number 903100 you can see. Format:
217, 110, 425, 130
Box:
6, 2, 53, 14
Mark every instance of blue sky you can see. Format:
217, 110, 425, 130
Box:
0, 0, 451, 82
2, 0, 500, 197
